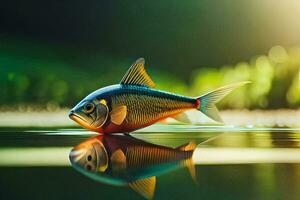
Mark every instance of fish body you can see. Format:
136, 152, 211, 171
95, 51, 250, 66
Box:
69, 134, 196, 199
78, 84, 197, 133
102, 134, 194, 180
69, 58, 249, 134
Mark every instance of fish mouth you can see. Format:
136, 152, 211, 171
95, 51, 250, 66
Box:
69, 112, 87, 122
69, 112, 93, 129
69, 148, 87, 163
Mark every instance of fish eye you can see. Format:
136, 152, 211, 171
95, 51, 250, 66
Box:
87, 155, 92, 161
84, 103, 95, 114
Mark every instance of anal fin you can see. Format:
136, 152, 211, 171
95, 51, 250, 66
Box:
158, 118, 169, 124
171, 112, 192, 124
185, 158, 197, 183
176, 141, 197, 151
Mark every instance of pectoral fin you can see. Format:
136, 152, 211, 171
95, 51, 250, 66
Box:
129, 176, 156, 200
110, 105, 127, 125
111, 149, 126, 171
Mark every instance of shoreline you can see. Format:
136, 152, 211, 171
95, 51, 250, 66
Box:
0, 109, 299, 128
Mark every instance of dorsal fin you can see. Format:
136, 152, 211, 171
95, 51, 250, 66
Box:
120, 58, 155, 88
129, 176, 156, 199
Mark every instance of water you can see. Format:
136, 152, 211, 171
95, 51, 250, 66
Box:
1, 125, 300, 200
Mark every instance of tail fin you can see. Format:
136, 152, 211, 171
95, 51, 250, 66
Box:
197, 81, 250, 123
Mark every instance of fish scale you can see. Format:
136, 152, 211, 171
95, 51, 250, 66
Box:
125, 146, 193, 168
111, 91, 195, 127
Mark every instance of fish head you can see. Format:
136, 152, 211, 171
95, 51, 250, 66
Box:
69, 97, 109, 132
69, 136, 109, 173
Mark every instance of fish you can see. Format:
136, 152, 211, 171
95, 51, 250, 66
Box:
69, 134, 197, 199
69, 58, 249, 133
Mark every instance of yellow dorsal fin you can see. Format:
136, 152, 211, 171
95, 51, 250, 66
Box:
120, 58, 155, 88
111, 149, 126, 171
128, 176, 156, 200
110, 105, 127, 125
176, 141, 197, 151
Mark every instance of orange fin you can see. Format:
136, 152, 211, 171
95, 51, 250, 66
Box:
158, 118, 169, 124
110, 105, 127, 125
171, 112, 192, 124
111, 149, 126, 171
185, 158, 197, 183
120, 58, 155, 88
129, 176, 156, 200
176, 141, 197, 151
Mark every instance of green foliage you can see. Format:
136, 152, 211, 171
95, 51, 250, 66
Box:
0, 40, 299, 109
190, 46, 300, 109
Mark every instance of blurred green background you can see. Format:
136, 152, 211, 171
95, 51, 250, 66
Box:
0, 0, 299, 110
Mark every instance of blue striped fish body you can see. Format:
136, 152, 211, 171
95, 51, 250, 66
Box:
69, 58, 249, 134
84, 84, 197, 133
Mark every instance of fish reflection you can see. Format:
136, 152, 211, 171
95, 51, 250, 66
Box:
69, 134, 197, 199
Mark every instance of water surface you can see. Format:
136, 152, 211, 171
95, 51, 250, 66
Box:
1, 125, 300, 200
